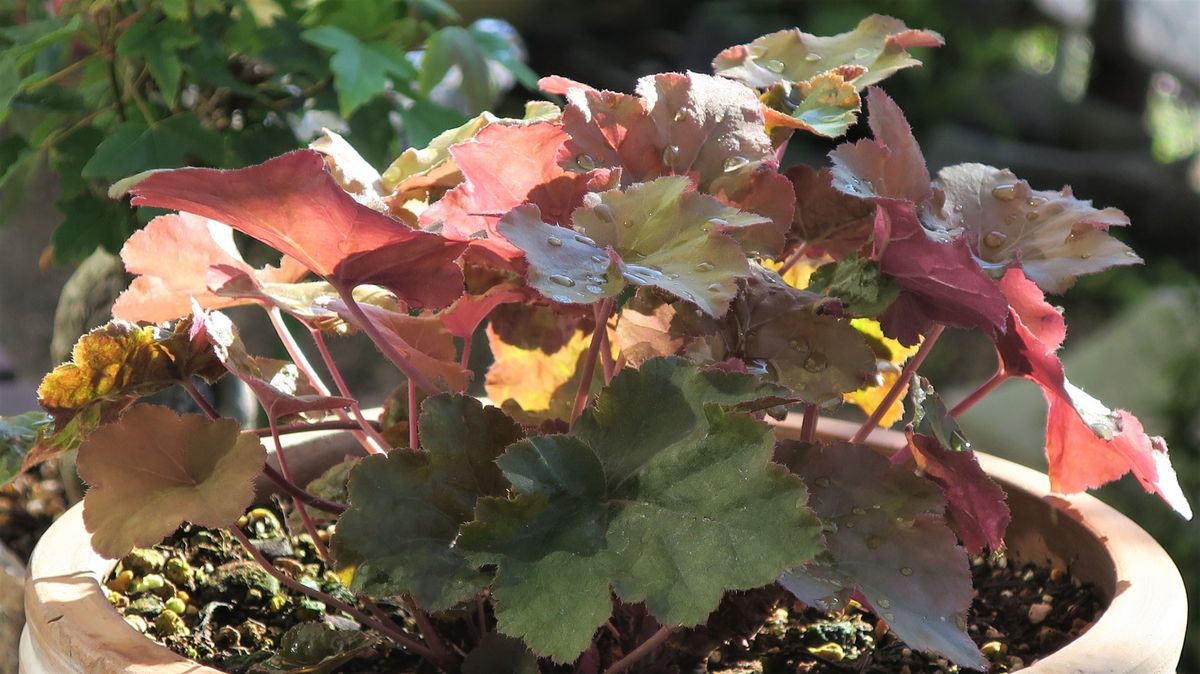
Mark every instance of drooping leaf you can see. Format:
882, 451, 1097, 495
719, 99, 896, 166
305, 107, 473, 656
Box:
249, 622, 378, 674
116, 19, 199, 107
777, 441, 985, 670
38, 318, 224, 426
77, 405, 266, 558
301, 25, 416, 116
712, 15, 943, 90
333, 394, 522, 610
872, 199, 1008, 345
120, 150, 467, 308
908, 376, 970, 453
761, 72, 861, 138
460, 358, 817, 662
843, 318, 919, 427
462, 633, 539, 674
829, 88, 931, 205
113, 213, 309, 323
328, 300, 470, 392
806, 254, 901, 317
785, 165, 874, 260
419, 121, 617, 266
933, 163, 1141, 293
199, 309, 354, 420
0, 412, 51, 486
82, 114, 225, 180
501, 176, 766, 316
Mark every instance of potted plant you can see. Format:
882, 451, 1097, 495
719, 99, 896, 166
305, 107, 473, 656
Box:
5, 14, 1191, 674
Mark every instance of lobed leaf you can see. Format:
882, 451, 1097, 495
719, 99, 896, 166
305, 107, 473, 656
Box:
333, 394, 522, 610
460, 358, 818, 662
761, 72, 861, 138
82, 114, 225, 181
777, 441, 985, 669
806, 254, 900, 317
302, 25, 416, 117
77, 405, 266, 559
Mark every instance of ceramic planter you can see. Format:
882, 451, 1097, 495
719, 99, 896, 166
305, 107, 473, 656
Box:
19, 418, 1187, 673
0, 542, 22, 674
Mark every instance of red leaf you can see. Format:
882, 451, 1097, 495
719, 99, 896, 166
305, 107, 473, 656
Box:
113, 213, 309, 323
329, 300, 470, 393
124, 150, 467, 308
872, 200, 1008, 345
537, 75, 595, 96
785, 165, 874, 260
419, 122, 617, 267
904, 431, 1010, 553
439, 282, 526, 339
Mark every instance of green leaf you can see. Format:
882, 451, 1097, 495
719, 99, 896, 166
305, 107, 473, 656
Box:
462, 634, 538, 674
421, 26, 492, 113
469, 24, 538, 91
908, 376, 970, 453
0, 143, 41, 221
52, 193, 135, 264
398, 98, 472, 154
807, 254, 900, 317
116, 20, 199, 107
81, 114, 225, 180
77, 405, 267, 558
333, 394, 523, 611
0, 412, 52, 486
248, 622, 378, 674
460, 358, 819, 662
0, 15, 83, 67
0, 55, 19, 126
762, 72, 861, 139
301, 25, 416, 117
776, 441, 986, 670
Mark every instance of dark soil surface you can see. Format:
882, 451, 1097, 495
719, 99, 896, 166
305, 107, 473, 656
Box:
106, 505, 1104, 674
0, 462, 69, 562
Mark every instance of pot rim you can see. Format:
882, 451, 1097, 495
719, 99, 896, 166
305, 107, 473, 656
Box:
20, 417, 1186, 673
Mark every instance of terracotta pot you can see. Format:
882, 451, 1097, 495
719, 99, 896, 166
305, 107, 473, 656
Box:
0, 543, 23, 674
19, 418, 1187, 673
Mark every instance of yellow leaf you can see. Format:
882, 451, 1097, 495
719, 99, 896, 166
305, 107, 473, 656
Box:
761, 256, 828, 290
843, 318, 921, 427
485, 326, 592, 418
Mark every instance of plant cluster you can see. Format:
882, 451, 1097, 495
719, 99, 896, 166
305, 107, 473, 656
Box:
0, 0, 530, 263
1, 14, 1192, 673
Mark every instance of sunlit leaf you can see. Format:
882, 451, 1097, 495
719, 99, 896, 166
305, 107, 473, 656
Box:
309, 129, 387, 207
328, 300, 470, 392
843, 318, 919, 427
206, 266, 396, 334
77, 405, 266, 558
484, 325, 597, 423
761, 72, 861, 138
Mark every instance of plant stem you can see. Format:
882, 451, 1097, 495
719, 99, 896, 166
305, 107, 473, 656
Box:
228, 526, 437, 661
599, 326, 616, 384
949, 369, 1010, 419
183, 380, 220, 419
309, 328, 390, 453
268, 416, 333, 565
799, 403, 819, 443
334, 284, 438, 394
603, 625, 674, 674
25, 53, 99, 92
571, 299, 614, 426
251, 419, 382, 437
408, 601, 454, 667
408, 378, 420, 451
260, 464, 347, 514
851, 324, 945, 443
459, 333, 473, 370
776, 242, 809, 276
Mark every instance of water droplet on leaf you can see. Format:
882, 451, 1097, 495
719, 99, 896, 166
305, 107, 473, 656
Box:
693, 261, 714, 273
804, 352, 828, 373
661, 145, 680, 168
707, 283, 723, 292
585, 284, 603, 294
851, 506, 867, 515
853, 47, 872, 60
763, 59, 787, 74
983, 231, 1008, 248
900, 566, 913, 576
547, 236, 563, 247
723, 156, 750, 173
549, 274, 576, 288
991, 184, 1018, 201
574, 233, 597, 247
576, 154, 596, 171
878, 598, 892, 609
805, 53, 822, 62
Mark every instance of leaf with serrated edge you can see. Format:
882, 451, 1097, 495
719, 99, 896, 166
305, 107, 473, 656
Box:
934, 163, 1140, 293
460, 358, 818, 662
333, 394, 522, 610
309, 129, 387, 205
829, 88, 931, 204
777, 440, 985, 669
78, 405, 265, 558
785, 165, 874, 260
713, 15, 942, 90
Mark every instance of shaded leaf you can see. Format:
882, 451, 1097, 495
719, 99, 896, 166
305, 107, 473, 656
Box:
438, 282, 525, 339
712, 15, 942, 90
78, 405, 266, 558
421, 26, 492, 113
82, 114, 225, 180
206, 267, 397, 334
462, 633, 539, 674
328, 300, 470, 392
334, 395, 521, 610
777, 441, 985, 669
249, 622, 377, 674
0, 412, 51, 486
302, 26, 416, 116
908, 376, 970, 453
807, 254, 900, 317
460, 358, 817, 662
116, 20, 198, 107
290, 456, 359, 530
933, 163, 1140, 293
121, 150, 467, 308
785, 164, 874, 260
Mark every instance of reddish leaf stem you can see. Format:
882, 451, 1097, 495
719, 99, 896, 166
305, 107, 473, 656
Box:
851, 324, 945, 443
259, 464, 347, 514
183, 380, 220, 419
776, 242, 809, 276
949, 369, 1010, 419
310, 329, 390, 453
603, 624, 674, 674
408, 600, 455, 668
251, 419, 381, 437
408, 378, 420, 451
571, 299, 615, 426
268, 415, 333, 564
228, 526, 437, 662
800, 403, 819, 443
334, 284, 438, 394
599, 325, 616, 384
459, 332, 473, 370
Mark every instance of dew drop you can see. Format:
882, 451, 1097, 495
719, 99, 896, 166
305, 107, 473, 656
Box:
594, 204, 615, 223
748, 45, 767, 59
991, 184, 1018, 201
547, 236, 563, 247
662, 144, 680, 168
805, 53, 823, 63
884, 612, 896, 622
763, 59, 787, 74
622, 220, 635, 229
1026, 196, 1047, 207
707, 217, 729, 228
900, 566, 914, 576
587, 275, 608, 285
853, 47, 872, 60
590, 255, 606, 264
707, 283, 723, 292
851, 506, 867, 516
586, 284, 603, 294
576, 153, 596, 171
549, 274, 576, 288
983, 231, 1008, 248
673, 111, 685, 122
1026, 211, 1040, 221
1046, 203, 1065, 215
1081, 252, 1092, 259
723, 155, 750, 173
790, 337, 810, 352
574, 233, 598, 247
804, 352, 828, 373
693, 261, 715, 273
552, 294, 571, 303
877, 598, 892, 609
954, 615, 968, 630
815, 476, 832, 488
844, 520, 856, 528
866, 535, 882, 550
1003, 214, 1018, 225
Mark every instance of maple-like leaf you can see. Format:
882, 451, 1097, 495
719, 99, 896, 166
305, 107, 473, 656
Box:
328, 300, 470, 393
993, 269, 1191, 518
785, 165, 874, 260
459, 359, 816, 662
419, 121, 617, 266
712, 15, 943, 90
199, 309, 354, 420
843, 318, 919, 427
333, 394, 523, 611
119, 149, 467, 308
873, 200, 1008, 345
77, 405, 266, 558
38, 317, 224, 427
933, 163, 1141, 293
777, 440, 985, 670
113, 213, 310, 323
484, 325, 602, 424
500, 177, 766, 316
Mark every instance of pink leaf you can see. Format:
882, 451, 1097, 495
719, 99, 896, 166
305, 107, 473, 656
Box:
113, 213, 308, 323
829, 88, 930, 204
537, 75, 596, 96
439, 282, 526, 339
872, 200, 1008, 345
904, 431, 1010, 553
124, 150, 467, 308
329, 300, 470, 393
